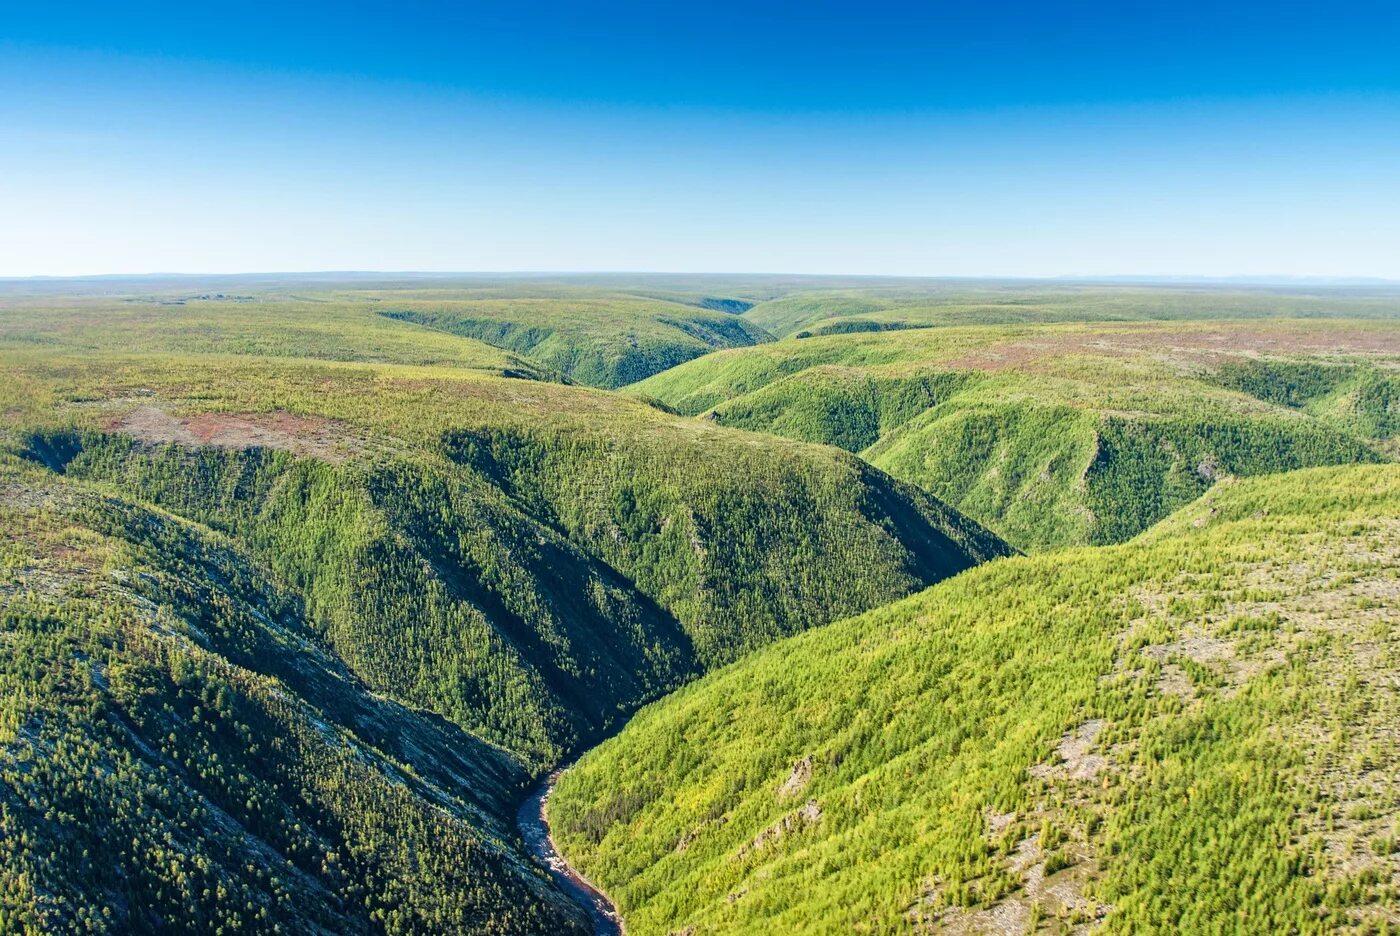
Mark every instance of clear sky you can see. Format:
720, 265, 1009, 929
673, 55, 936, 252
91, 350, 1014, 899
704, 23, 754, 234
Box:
3, 1, 1399, 277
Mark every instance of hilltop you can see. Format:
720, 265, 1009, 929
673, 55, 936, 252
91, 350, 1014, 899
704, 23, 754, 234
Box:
634, 319, 1400, 549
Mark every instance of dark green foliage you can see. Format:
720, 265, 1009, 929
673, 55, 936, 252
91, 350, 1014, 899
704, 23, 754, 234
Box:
33, 432, 695, 764
712, 370, 972, 453
381, 301, 773, 388
0, 479, 586, 935
1208, 359, 1359, 409
1085, 416, 1382, 543
440, 424, 1011, 667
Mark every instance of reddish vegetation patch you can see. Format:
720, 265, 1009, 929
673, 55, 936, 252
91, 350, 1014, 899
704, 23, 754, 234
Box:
105, 405, 361, 461
939, 325, 1400, 373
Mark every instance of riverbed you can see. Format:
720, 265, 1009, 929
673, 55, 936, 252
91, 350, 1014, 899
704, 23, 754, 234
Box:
516, 769, 625, 936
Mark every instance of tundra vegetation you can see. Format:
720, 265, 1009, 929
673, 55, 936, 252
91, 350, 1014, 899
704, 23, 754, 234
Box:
0, 274, 1398, 934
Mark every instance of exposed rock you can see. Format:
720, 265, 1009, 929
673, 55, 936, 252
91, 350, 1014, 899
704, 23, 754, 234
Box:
778, 754, 813, 799
737, 799, 822, 859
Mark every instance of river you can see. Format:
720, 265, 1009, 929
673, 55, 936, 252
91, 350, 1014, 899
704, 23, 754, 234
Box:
516, 768, 625, 936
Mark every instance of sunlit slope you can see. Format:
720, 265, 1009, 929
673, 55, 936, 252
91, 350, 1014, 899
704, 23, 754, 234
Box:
0, 292, 560, 378
0, 281, 776, 389
2, 349, 1007, 764
379, 295, 774, 387
0, 457, 588, 935
551, 463, 1400, 935
633, 321, 1400, 549
743, 283, 1400, 338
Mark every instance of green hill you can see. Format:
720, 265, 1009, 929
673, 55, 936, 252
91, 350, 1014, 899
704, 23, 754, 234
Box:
742, 283, 1400, 338
550, 463, 1400, 935
633, 320, 1400, 549
0, 279, 776, 390
0, 456, 588, 935
0, 287, 1007, 930
381, 296, 774, 388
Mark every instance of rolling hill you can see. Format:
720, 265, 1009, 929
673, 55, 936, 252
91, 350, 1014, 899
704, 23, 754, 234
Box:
0, 277, 776, 389
633, 320, 1400, 550
740, 282, 1400, 338
550, 463, 1400, 934
379, 296, 774, 388
0, 281, 1008, 930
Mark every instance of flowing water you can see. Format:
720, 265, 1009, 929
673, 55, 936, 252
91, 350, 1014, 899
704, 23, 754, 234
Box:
516, 768, 625, 936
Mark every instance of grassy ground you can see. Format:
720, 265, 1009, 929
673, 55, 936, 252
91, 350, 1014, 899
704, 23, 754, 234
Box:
0, 277, 777, 389
551, 463, 1400, 935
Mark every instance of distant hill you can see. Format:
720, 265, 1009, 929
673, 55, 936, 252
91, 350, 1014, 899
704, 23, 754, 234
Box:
634, 320, 1400, 550
551, 463, 1400, 934
380, 295, 773, 387
740, 282, 1400, 338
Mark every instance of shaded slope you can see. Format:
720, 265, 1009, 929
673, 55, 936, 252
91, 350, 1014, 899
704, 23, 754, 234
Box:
551, 464, 1400, 935
3, 350, 1008, 765
0, 460, 586, 935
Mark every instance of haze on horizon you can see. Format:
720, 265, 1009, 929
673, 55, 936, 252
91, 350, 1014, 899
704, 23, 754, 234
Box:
3, 1, 1398, 279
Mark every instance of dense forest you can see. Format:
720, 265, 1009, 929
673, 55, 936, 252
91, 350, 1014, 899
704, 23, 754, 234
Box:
551, 464, 1400, 934
1, 275, 1398, 934
635, 320, 1399, 549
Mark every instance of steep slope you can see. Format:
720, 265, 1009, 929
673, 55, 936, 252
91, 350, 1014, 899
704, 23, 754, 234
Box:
633, 321, 1399, 549
380, 296, 774, 387
5, 350, 1007, 765
0, 458, 587, 935
551, 463, 1400, 935
0, 330, 1009, 931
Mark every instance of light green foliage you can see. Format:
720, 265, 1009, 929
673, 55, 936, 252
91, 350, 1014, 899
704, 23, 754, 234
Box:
636, 320, 1399, 549
551, 464, 1400, 935
743, 283, 1400, 338
381, 295, 773, 387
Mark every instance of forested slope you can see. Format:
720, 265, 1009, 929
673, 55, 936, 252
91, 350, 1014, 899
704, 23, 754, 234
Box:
634, 321, 1400, 549
551, 463, 1400, 935
382, 296, 774, 387
0, 456, 588, 934
0, 303, 1007, 930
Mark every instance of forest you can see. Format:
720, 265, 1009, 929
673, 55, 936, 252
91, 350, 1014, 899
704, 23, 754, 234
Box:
1, 274, 1398, 934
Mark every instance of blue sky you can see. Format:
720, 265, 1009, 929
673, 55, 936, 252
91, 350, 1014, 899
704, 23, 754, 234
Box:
3, 1, 1399, 277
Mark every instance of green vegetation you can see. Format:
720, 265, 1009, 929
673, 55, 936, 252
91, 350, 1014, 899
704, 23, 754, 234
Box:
4, 275, 1400, 933
741, 282, 1400, 338
0, 276, 1007, 932
0, 458, 586, 934
381, 296, 773, 388
635, 320, 1400, 549
0, 277, 777, 389
551, 464, 1400, 934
